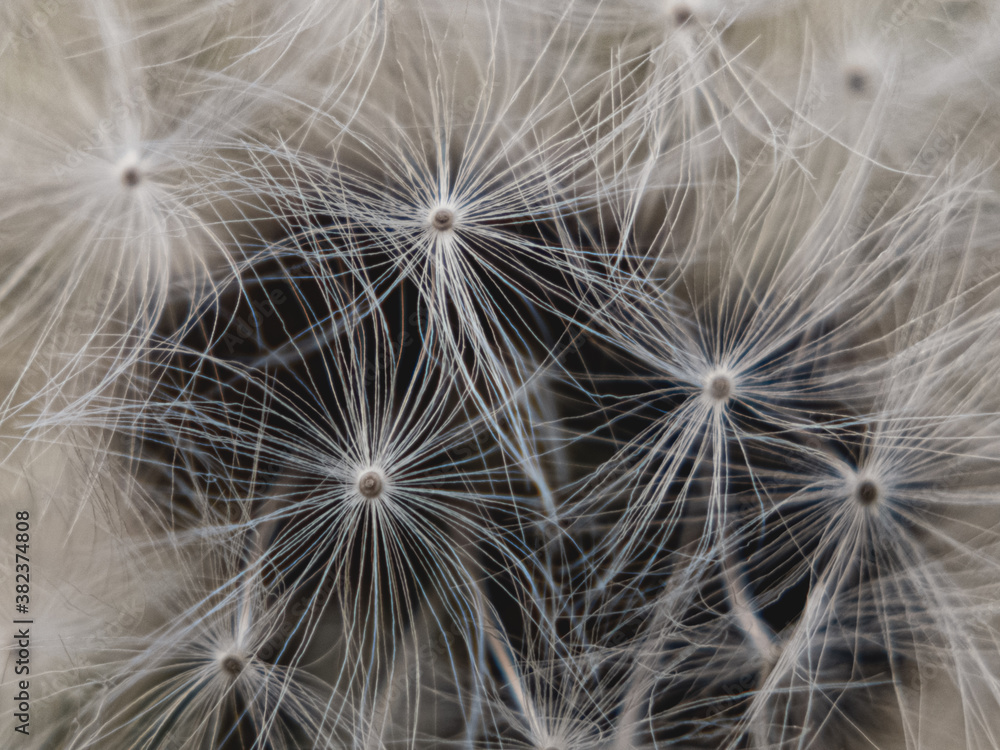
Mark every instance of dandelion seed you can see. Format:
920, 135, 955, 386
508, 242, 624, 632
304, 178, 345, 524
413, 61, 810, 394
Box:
431, 206, 456, 232
116, 150, 143, 189
120, 166, 141, 187
671, 4, 693, 27
219, 652, 246, 679
66, 540, 340, 748
106, 299, 534, 740
357, 467, 385, 498
845, 67, 870, 95
854, 476, 880, 506
706, 370, 734, 403
0, 5, 247, 430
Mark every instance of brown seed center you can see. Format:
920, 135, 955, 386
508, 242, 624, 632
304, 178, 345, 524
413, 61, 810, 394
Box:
121, 166, 141, 188
846, 70, 868, 94
432, 208, 454, 231
708, 374, 732, 401
358, 470, 383, 498
856, 479, 879, 506
220, 654, 244, 677
673, 5, 693, 25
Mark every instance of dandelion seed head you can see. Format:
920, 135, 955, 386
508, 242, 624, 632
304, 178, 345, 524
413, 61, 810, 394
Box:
844, 66, 870, 95
357, 467, 386, 499
671, 3, 693, 26
704, 369, 735, 403
218, 651, 246, 679
855, 478, 880, 506
115, 149, 144, 190
845, 467, 890, 511
429, 205, 456, 232
121, 165, 141, 188
17, 1, 1000, 747
838, 47, 884, 99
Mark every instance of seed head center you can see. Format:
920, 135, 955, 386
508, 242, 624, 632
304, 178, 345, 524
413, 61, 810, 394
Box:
219, 653, 245, 678
431, 208, 454, 231
116, 150, 143, 188
358, 470, 384, 499
672, 4, 693, 25
855, 479, 880, 506
707, 373, 732, 401
845, 68, 869, 94
121, 166, 141, 188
